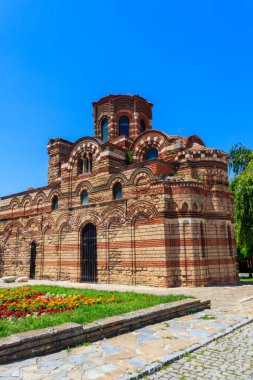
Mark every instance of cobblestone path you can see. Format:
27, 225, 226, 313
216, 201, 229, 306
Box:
148, 321, 253, 380
0, 281, 252, 379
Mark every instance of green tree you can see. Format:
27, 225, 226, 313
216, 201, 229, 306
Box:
230, 143, 253, 277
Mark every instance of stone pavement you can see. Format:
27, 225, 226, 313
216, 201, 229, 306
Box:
0, 280, 252, 379
147, 321, 253, 380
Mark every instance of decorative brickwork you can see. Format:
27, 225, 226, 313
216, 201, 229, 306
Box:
0, 95, 238, 287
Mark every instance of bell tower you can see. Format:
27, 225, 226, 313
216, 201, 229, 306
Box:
92, 94, 153, 142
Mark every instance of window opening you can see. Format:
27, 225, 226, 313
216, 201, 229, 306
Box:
101, 118, 108, 142
113, 182, 123, 200
119, 116, 129, 136
145, 148, 158, 160
52, 196, 58, 210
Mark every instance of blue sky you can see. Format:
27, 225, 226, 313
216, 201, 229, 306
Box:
0, 0, 253, 196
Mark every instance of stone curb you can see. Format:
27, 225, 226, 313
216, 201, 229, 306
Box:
120, 315, 253, 380
0, 298, 210, 364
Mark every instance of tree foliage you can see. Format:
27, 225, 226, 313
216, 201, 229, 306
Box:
230, 143, 253, 276
229, 143, 253, 176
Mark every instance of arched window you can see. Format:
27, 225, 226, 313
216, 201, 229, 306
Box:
81, 190, 88, 206
119, 116, 129, 137
77, 158, 83, 175
52, 196, 59, 211
181, 202, 188, 212
145, 148, 158, 160
113, 182, 123, 200
101, 118, 108, 142
140, 119, 146, 133
77, 155, 92, 175
83, 157, 89, 173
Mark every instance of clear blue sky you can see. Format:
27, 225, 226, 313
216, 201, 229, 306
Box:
0, 0, 253, 196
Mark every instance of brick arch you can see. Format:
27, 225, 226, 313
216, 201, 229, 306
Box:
77, 210, 101, 231
24, 217, 41, 232
131, 211, 150, 223
114, 110, 134, 139
131, 130, 169, 162
107, 173, 128, 188
75, 181, 93, 195
55, 213, 80, 233
129, 167, 154, 184
9, 197, 21, 208
114, 109, 134, 134
55, 212, 70, 230
128, 200, 158, 221
47, 188, 61, 202
132, 171, 152, 186
42, 216, 55, 232
101, 206, 126, 227
58, 221, 71, 235
97, 112, 110, 125
66, 138, 102, 170
21, 194, 33, 207
34, 191, 47, 204
3, 221, 24, 244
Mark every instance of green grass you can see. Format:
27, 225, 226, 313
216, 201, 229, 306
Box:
0, 285, 189, 338
199, 314, 216, 320
240, 277, 253, 282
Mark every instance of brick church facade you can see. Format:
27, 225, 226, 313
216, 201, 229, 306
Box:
0, 95, 238, 286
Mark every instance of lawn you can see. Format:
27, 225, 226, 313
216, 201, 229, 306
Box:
0, 285, 189, 338
240, 277, 253, 282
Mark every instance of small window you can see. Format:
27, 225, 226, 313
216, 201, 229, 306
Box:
81, 190, 88, 206
77, 158, 83, 175
83, 157, 89, 173
181, 202, 188, 212
113, 182, 123, 200
145, 148, 158, 160
101, 118, 108, 142
77, 155, 92, 175
52, 196, 59, 210
140, 119, 146, 133
119, 116, 129, 137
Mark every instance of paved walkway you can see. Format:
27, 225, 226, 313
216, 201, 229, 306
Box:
148, 321, 253, 380
0, 280, 252, 379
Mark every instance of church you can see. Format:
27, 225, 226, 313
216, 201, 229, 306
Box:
0, 95, 238, 286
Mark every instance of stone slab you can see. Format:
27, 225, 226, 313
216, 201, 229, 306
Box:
1, 276, 18, 283
0, 298, 210, 364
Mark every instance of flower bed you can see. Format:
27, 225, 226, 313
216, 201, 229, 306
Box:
0, 286, 118, 319
0, 285, 189, 338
